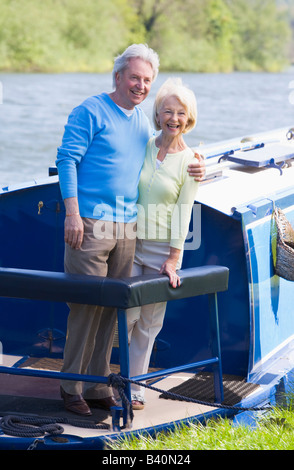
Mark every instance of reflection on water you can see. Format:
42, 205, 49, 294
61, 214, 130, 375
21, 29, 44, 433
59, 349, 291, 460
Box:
0, 70, 293, 187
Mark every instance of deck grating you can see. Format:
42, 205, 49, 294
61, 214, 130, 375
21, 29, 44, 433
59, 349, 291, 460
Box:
159, 372, 259, 406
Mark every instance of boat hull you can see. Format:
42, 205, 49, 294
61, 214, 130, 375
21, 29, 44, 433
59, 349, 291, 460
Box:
1, 126, 294, 448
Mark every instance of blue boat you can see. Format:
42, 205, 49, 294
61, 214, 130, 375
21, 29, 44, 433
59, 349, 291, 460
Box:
0, 126, 293, 449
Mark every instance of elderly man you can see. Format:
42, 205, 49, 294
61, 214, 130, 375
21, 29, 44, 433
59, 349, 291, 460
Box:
56, 44, 205, 416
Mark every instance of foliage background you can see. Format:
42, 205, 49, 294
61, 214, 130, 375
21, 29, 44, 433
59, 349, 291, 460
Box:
0, 0, 292, 73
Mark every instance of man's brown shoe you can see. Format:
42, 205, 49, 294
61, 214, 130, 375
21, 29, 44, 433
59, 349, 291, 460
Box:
60, 387, 92, 416
85, 396, 119, 411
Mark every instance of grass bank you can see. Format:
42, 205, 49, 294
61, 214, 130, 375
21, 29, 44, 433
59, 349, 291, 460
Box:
107, 405, 294, 450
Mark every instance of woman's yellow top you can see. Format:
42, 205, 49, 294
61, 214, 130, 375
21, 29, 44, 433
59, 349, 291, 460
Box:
137, 137, 199, 250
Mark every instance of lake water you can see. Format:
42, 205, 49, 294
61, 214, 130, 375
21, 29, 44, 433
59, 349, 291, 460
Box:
0, 70, 293, 188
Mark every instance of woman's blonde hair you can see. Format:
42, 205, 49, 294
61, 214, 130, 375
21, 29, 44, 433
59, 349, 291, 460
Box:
153, 78, 197, 134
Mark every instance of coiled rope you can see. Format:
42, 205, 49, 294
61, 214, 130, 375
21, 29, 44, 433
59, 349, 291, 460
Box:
0, 414, 109, 438
0, 415, 64, 438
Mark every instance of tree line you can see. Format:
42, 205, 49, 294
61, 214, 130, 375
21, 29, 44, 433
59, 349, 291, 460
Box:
0, 0, 291, 73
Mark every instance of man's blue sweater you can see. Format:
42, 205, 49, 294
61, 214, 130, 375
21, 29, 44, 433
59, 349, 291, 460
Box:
56, 92, 152, 222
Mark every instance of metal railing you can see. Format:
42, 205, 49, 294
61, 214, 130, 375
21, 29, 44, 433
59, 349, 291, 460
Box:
0, 265, 229, 430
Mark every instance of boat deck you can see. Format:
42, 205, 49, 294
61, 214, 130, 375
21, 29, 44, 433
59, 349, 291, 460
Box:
0, 354, 216, 443
198, 137, 294, 215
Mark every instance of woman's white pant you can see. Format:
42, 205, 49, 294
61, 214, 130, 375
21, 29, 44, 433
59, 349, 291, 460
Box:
127, 239, 182, 401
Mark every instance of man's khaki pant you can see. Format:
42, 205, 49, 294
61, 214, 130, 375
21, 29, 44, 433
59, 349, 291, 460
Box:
61, 218, 136, 398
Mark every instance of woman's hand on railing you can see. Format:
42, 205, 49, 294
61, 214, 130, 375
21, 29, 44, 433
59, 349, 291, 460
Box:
160, 255, 181, 289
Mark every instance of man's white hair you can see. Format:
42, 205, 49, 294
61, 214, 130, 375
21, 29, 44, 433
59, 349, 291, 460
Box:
112, 44, 160, 88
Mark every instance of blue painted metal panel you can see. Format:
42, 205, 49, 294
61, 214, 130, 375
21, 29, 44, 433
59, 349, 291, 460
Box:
235, 193, 294, 373
153, 203, 250, 377
0, 181, 67, 356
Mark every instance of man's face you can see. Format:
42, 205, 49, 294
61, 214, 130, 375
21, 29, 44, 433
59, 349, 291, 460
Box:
115, 57, 153, 109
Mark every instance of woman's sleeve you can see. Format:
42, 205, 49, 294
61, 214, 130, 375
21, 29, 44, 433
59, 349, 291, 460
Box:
170, 160, 199, 250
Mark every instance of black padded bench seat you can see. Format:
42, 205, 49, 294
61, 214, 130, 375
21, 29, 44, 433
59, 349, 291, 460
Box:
0, 265, 229, 308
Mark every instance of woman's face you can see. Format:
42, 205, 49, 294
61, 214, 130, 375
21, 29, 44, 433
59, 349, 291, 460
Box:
157, 96, 188, 137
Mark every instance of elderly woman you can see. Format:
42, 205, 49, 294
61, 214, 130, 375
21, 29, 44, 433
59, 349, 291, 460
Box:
127, 78, 199, 409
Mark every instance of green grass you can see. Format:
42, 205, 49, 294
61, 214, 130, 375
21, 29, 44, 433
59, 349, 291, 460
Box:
107, 405, 294, 450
